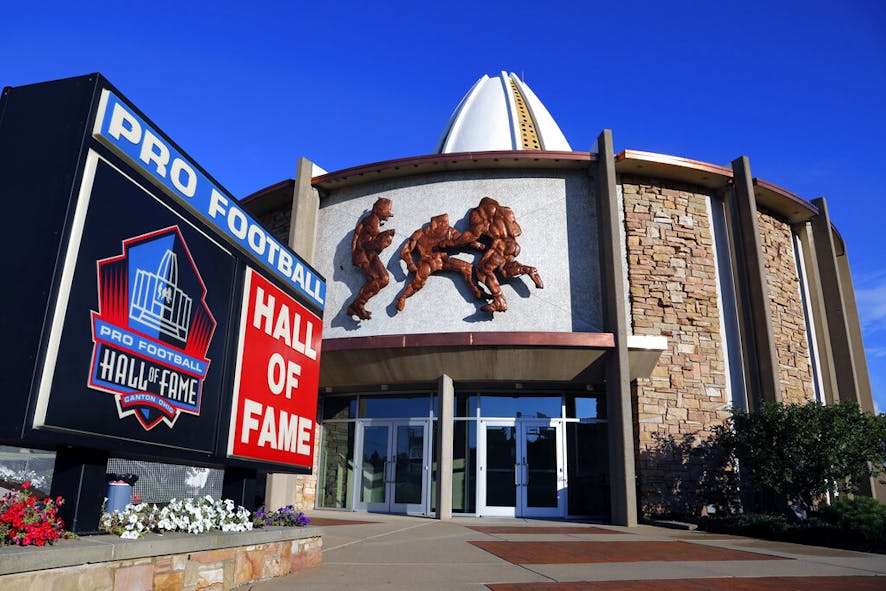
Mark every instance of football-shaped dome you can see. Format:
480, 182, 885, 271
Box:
435, 71, 571, 153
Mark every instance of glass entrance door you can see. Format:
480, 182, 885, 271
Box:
354, 420, 431, 514
478, 419, 565, 517
479, 421, 518, 516
521, 420, 565, 517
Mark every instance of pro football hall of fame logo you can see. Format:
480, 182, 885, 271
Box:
88, 226, 216, 430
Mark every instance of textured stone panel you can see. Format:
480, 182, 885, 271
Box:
189, 548, 235, 563
0, 534, 321, 590
262, 541, 289, 578
290, 547, 322, 572
0, 563, 113, 591
316, 169, 601, 337
622, 178, 730, 516
113, 564, 152, 591
195, 565, 223, 591
234, 548, 265, 584
153, 570, 185, 591
757, 211, 815, 404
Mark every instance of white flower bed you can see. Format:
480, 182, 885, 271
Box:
100, 495, 253, 539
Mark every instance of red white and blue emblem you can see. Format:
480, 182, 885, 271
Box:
88, 226, 216, 430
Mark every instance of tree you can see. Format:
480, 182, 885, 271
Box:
714, 401, 886, 511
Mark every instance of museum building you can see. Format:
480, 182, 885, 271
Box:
242, 72, 875, 526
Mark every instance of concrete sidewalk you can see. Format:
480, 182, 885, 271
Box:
251, 511, 886, 590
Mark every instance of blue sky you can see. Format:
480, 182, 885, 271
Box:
3, 1, 884, 409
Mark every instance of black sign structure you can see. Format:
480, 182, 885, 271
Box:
35, 158, 236, 453
0, 74, 325, 479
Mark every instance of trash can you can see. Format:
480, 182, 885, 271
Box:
105, 482, 132, 513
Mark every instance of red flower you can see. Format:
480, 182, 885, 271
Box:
21, 482, 30, 490
0, 485, 68, 547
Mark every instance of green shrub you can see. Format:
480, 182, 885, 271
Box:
734, 513, 791, 535
701, 513, 842, 546
713, 401, 886, 511
818, 497, 886, 542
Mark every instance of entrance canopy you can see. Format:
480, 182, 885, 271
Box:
319, 332, 666, 387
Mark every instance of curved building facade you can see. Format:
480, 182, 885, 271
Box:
242, 72, 874, 524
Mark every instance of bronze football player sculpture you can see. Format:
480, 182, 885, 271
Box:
396, 213, 484, 311
440, 197, 543, 313
347, 197, 394, 320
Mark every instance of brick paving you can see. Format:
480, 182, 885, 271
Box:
467, 526, 624, 535
251, 512, 886, 591
486, 576, 886, 590
469, 540, 785, 564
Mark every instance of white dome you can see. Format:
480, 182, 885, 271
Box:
435, 72, 571, 153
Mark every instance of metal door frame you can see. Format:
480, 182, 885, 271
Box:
477, 418, 566, 517
352, 419, 432, 515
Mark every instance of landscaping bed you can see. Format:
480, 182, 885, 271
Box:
697, 497, 886, 555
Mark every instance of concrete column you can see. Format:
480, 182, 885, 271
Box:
435, 374, 454, 520
728, 156, 781, 407
794, 223, 839, 404
289, 157, 321, 262
833, 247, 879, 500
595, 130, 637, 527
836, 253, 874, 412
809, 197, 861, 405
266, 157, 321, 510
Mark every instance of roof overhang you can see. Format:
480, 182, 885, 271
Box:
615, 149, 822, 225
319, 331, 667, 389
239, 179, 294, 215
311, 151, 594, 192
240, 149, 845, 253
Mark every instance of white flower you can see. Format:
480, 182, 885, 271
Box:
99, 494, 254, 538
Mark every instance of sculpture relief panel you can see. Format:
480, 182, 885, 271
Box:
349, 197, 544, 318
396, 213, 483, 311
438, 197, 543, 313
346, 197, 394, 320
319, 171, 601, 337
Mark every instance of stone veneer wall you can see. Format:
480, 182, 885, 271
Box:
291, 422, 321, 510
621, 178, 731, 516
0, 535, 321, 591
318, 421, 354, 509
757, 210, 816, 404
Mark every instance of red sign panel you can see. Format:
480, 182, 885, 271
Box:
228, 268, 322, 468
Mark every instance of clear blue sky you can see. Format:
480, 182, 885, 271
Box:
3, 1, 884, 409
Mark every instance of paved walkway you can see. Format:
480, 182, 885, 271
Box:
251, 511, 886, 590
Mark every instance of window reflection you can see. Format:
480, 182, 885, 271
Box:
322, 396, 356, 421
452, 421, 476, 513
359, 395, 431, 418
479, 395, 561, 418
455, 394, 478, 417
318, 422, 355, 509
566, 395, 604, 419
